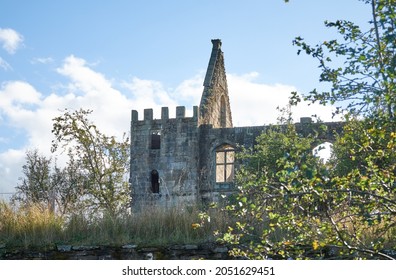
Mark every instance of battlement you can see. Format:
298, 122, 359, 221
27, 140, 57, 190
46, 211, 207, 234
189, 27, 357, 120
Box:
131, 106, 199, 123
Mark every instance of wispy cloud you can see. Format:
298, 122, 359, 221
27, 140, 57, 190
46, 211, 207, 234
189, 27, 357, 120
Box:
0, 28, 24, 54
0, 56, 12, 70
31, 57, 54, 65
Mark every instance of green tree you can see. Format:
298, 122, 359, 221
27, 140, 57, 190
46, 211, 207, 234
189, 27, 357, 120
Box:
329, 116, 396, 176
216, 0, 396, 259
51, 108, 130, 217
49, 151, 86, 216
293, 0, 396, 119
219, 123, 335, 259
12, 149, 84, 215
13, 149, 53, 210
219, 118, 395, 259
293, 0, 396, 181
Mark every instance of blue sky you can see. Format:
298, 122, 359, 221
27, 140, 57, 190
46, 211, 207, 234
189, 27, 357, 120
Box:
0, 0, 371, 195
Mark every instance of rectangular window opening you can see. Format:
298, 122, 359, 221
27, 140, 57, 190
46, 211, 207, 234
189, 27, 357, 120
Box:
151, 133, 161, 149
215, 145, 235, 183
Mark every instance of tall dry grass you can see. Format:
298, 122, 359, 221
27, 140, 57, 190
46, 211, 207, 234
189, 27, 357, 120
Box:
0, 201, 64, 248
0, 201, 231, 248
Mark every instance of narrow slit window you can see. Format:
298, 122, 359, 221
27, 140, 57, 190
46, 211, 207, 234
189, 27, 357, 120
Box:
220, 95, 227, 128
151, 169, 160, 193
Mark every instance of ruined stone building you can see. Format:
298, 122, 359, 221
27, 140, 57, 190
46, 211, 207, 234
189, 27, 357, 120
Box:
129, 39, 342, 209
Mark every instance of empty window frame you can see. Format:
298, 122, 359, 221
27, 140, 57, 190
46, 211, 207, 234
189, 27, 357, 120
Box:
151, 169, 160, 193
151, 131, 161, 149
215, 144, 235, 183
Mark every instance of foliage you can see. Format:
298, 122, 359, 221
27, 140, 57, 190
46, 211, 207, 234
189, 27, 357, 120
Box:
13, 150, 52, 209
49, 151, 88, 216
215, 0, 396, 259
293, 0, 396, 118
12, 149, 82, 215
217, 121, 395, 259
12, 108, 130, 218
329, 116, 396, 176
51, 108, 130, 217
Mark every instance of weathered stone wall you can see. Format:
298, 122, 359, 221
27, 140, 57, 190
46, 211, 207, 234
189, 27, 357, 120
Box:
0, 243, 231, 260
3, 243, 394, 259
198, 120, 345, 204
130, 106, 200, 209
199, 39, 233, 128
130, 104, 345, 208
199, 125, 270, 203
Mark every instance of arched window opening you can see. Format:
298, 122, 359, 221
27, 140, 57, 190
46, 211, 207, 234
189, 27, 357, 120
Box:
151, 169, 160, 193
313, 142, 333, 163
220, 95, 227, 128
215, 144, 235, 183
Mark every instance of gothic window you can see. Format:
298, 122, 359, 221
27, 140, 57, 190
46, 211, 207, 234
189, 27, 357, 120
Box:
215, 144, 235, 183
151, 131, 161, 149
220, 95, 227, 127
151, 169, 160, 193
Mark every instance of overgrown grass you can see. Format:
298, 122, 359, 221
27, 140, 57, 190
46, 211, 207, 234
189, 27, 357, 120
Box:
1, 200, 395, 259
0, 201, 230, 248
0, 201, 64, 248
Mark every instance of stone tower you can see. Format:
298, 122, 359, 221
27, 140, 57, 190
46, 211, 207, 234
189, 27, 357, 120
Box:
129, 39, 235, 210
129, 106, 200, 209
199, 39, 233, 128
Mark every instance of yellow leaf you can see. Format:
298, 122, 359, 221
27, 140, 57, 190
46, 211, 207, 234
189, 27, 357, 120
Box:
191, 223, 201, 229
312, 240, 319, 250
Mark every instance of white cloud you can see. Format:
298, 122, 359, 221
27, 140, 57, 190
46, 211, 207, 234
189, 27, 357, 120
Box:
173, 72, 205, 104
0, 56, 12, 70
0, 149, 25, 195
56, 55, 135, 137
122, 77, 179, 118
0, 80, 42, 104
57, 56, 112, 94
0, 28, 24, 54
228, 72, 339, 126
31, 57, 54, 65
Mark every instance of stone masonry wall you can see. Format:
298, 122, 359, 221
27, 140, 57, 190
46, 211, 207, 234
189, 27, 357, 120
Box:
198, 120, 345, 203
199, 125, 269, 203
130, 106, 200, 209
0, 243, 231, 260
199, 39, 232, 128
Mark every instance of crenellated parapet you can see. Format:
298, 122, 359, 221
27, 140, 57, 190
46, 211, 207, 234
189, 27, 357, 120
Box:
131, 106, 199, 124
